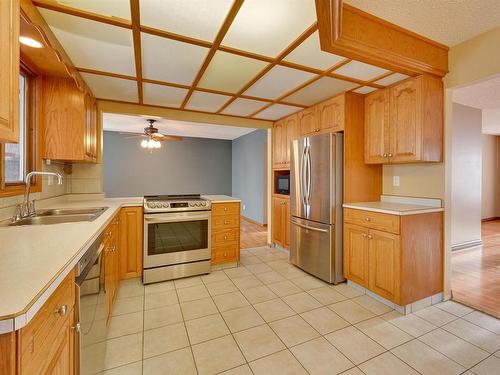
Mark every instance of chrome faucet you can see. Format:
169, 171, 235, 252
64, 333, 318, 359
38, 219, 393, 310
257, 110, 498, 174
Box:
13, 171, 63, 221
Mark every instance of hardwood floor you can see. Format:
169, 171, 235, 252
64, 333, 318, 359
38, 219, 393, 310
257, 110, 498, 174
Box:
452, 219, 500, 317
240, 217, 268, 249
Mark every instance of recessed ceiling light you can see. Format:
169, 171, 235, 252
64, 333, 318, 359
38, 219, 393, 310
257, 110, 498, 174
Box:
19, 36, 43, 48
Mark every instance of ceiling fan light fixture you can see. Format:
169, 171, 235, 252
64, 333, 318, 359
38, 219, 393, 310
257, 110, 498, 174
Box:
141, 139, 148, 148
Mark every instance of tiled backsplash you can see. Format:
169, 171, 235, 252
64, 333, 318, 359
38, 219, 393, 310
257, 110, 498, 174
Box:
0, 161, 104, 221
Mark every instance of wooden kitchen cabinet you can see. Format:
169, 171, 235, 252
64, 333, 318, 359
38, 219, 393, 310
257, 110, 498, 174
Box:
211, 202, 241, 264
0, 0, 20, 143
104, 214, 120, 322
344, 208, 443, 305
119, 206, 143, 279
41, 76, 98, 162
272, 119, 284, 168
298, 106, 319, 136
272, 196, 290, 249
272, 114, 298, 169
364, 74, 443, 164
317, 94, 345, 132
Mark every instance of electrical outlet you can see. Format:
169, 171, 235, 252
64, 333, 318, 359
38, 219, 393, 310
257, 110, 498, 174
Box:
242, 204, 246, 211
393, 175, 400, 187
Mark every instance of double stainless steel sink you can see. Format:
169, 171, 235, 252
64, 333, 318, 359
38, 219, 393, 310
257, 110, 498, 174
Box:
8, 207, 108, 226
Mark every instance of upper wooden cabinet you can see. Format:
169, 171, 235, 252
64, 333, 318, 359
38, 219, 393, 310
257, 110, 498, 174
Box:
272, 119, 284, 169
272, 114, 298, 169
298, 107, 319, 136
364, 75, 443, 164
318, 95, 345, 132
41, 76, 98, 162
0, 0, 20, 143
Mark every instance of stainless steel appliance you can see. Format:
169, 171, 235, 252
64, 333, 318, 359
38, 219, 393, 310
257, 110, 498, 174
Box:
75, 232, 105, 375
290, 133, 344, 284
143, 194, 212, 284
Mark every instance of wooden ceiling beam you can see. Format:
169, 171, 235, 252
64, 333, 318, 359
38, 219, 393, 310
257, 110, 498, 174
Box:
32, 0, 132, 29
216, 23, 318, 114
130, 0, 143, 104
180, 0, 244, 109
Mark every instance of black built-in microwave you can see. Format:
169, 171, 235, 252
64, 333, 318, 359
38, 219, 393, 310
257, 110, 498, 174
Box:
276, 175, 290, 195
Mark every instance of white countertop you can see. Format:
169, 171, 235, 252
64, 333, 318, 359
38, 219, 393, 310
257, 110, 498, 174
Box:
343, 195, 443, 216
203, 195, 241, 203
0, 197, 142, 332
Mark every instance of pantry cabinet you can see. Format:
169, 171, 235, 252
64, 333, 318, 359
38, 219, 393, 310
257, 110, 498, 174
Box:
364, 75, 442, 164
119, 206, 144, 279
211, 202, 241, 264
272, 196, 290, 249
344, 208, 443, 305
272, 114, 298, 169
0, 0, 20, 143
41, 76, 98, 162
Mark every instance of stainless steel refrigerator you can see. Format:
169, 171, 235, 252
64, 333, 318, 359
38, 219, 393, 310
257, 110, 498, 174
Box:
290, 132, 344, 284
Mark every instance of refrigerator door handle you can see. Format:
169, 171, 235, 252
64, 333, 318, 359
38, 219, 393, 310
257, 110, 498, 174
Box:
306, 145, 312, 204
291, 220, 329, 233
300, 144, 308, 206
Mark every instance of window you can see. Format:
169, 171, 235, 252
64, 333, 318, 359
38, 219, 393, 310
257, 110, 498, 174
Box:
4, 73, 27, 184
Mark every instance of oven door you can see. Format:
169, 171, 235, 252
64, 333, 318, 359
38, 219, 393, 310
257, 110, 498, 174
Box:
143, 211, 211, 268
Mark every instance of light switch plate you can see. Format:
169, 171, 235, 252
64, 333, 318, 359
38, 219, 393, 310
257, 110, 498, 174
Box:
393, 176, 400, 187
242, 204, 246, 211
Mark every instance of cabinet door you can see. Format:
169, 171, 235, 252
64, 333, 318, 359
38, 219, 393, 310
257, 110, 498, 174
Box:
389, 77, 422, 163
318, 95, 344, 132
364, 89, 390, 164
272, 121, 284, 168
45, 313, 74, 375
104, 247, 114, 323
283, 199, 290, 249
343, 223, 369, 287
368, 229, 401, 303
120, 207, 143, 279
272, 197, 284, 246
298, 107, 319, 136
0, 0, 19, 143
283, 114, 298, 166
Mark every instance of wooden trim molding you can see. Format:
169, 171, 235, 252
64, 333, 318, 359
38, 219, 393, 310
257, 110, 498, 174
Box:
129, 0, 143, 104
241, 215, 267, 227
481, 217, 500, 222
315, 1, 449, 77
451, 240, 483, 252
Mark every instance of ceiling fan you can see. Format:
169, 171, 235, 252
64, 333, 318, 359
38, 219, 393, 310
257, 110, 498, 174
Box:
119, 119, 182, 150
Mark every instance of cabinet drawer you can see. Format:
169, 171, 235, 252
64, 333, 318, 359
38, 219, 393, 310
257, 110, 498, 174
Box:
212, 214, 240, 229
212, 228, 239, 246
344, 208, 400, 234
19, 270, 75, 368
212, 244, 239, 263
211, 202, 240, 216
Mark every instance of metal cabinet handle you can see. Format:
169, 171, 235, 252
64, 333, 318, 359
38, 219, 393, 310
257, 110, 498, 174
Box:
55, 304, 68, 317
367, 234, 373, 239
224, 207, 228, 211
383, 153, 388, 157
362, 233, 367, 237
224, 235, 228, 240
72, 322, 81, 332
224, 220, 229, 224
388, 153, 393, 157
365, 217, 371, 221
224, 252, 227, 257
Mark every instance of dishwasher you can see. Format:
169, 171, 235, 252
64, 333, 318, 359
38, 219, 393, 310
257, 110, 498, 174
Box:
74, 232, 106, 375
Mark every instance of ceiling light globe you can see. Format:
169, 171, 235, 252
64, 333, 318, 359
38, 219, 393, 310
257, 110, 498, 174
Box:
141, 139, 148, 148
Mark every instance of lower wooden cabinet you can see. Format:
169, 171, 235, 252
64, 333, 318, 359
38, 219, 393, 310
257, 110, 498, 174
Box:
272, 196, 290, 249
344, 208, 443, 305
104, 214, 120, 322
211, 202, 241, 264
119, 207, 143, 279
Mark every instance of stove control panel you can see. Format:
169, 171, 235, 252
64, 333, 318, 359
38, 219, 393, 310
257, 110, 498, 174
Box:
144, 199, 211, 213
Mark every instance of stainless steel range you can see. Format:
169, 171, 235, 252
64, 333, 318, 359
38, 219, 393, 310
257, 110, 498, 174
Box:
143, 194, 212, 284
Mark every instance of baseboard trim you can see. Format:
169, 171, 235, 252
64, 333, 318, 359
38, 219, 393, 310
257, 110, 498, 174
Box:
481, 217, 500, 222
241, 215, 267, 227
451, 239, 483, 252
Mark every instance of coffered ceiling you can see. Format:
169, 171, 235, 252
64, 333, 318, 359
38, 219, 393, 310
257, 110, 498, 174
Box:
36, 0, 411, 121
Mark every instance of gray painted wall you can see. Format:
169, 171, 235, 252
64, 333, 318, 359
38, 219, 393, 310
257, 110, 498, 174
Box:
232, 129, 267, 224
103, 131, 232, 197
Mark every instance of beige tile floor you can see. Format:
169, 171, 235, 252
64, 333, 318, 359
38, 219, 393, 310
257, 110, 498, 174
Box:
81, 246, 500, 375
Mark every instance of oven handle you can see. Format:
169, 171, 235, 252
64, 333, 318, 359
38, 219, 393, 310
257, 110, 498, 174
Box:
144, 211, 211, 223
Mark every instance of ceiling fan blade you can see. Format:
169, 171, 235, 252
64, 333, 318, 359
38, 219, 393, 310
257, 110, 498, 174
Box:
118, 132, 146, 137
152, 134, 183, 141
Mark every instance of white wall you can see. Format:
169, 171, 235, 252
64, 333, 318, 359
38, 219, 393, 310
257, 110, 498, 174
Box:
451, 103, 483, 248
482, 109, 500, 134
481, 135, 500, 219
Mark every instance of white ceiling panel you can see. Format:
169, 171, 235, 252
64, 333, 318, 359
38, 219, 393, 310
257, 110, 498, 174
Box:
374, 73, 410, 86
198, 51, 268, 93
221, 98, 269, 117
140, 0, 234, 42
141, 33, 208, 85
51, 0, 131, 19
103, 113, 256, 140
39, 9, 135, 75
185, 91, 232, 112
333, 60, 390, 81
353, 86, 377, 94
143, 83, 188, 108
244, 66, 316, 100
222, 0, 317, 57
81, 73, 138, 102
284, 31, 346, 70
254, 104, 302, 120
284, 77, 358, 106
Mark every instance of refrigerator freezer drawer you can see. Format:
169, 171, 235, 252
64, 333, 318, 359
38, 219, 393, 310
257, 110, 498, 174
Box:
290, 217, 341, 283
